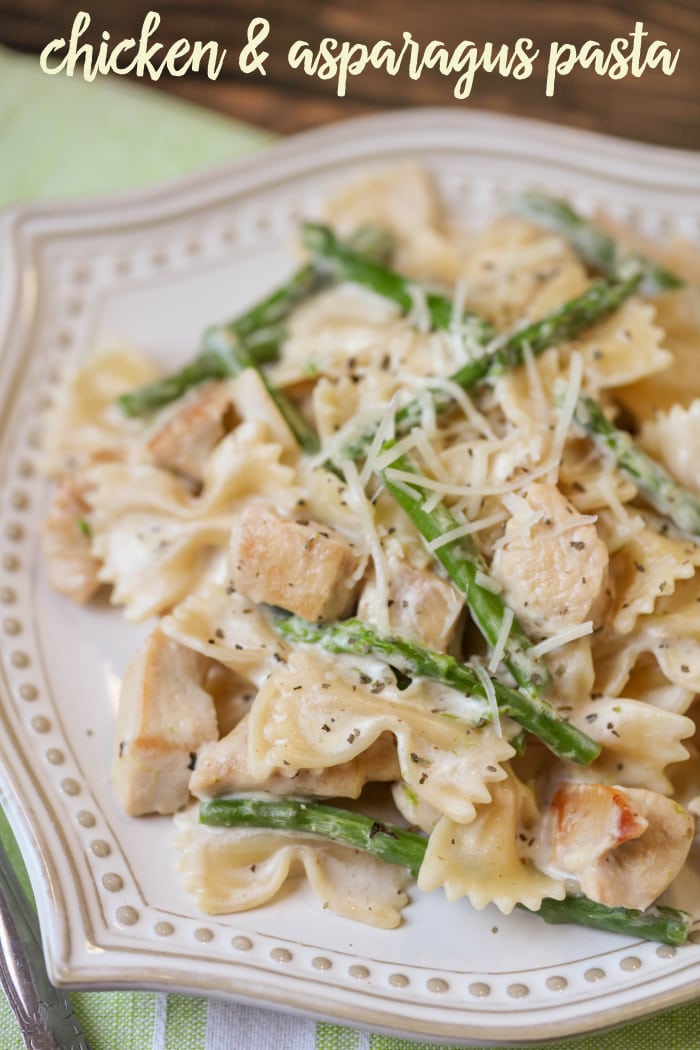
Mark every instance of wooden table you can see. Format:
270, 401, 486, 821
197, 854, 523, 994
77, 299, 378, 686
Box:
2, 0, 698, 149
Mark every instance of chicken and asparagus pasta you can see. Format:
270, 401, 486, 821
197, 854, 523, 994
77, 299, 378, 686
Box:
41, 166, 700, 945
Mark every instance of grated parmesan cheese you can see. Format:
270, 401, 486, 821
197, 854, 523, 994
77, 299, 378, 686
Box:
488, 605, 514, 674
474, 569, 503, 594
427, 510, 509, 551
359, 394, 399, 487
546, 351, 583, 485
341, 458, 391, 635
473, 662, 502, 738
528, 620, 594, 659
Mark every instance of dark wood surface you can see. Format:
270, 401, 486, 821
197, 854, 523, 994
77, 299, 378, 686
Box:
2, 0, 699, 150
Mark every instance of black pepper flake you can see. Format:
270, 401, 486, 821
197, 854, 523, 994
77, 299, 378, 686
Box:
369, 820, 398, 840
370, 680, 385, 694
187, 751, 197, 771
118, 741, 126, 758
633, 561, 646, 573
585, 713, 598, 723
681, 664, 691, 673
321, 723, 331, 732
570, 540, 586, 550
419, 772, 428, 784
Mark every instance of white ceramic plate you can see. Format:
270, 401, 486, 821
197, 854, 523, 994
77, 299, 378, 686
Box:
1, 110, 699, 1046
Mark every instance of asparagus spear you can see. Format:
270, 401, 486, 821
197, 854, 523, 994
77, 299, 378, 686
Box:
524, 897, 692, 947
199, 797, 692, 946
118, 224, 393, 418
204, 326, 319, 454
117, 331, 281, 418
339, 271, 641, 461
512, 191, 684, 295
201, 796, 427, 875
378, 448, 551, 699
301, 222, 495, 340
572, 393, 700, 538
274, 613, 600, 764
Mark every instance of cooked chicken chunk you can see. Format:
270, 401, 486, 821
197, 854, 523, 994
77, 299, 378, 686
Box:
190, 714, 399, 799
146, 382, 233, 482
228, 504, 364, 621
358, 554, 463, 650
491, 482, 608, 638
41, 473, 101, 604
112, 629, 218, 816
546, 782, 694, 910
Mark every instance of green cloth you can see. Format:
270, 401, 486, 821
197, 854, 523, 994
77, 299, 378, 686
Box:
1, 42, 699, 1050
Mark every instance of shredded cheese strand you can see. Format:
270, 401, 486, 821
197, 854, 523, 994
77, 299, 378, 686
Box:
427, 510, 509, 551
488, 606, 515, 674
473, 662, 502, 738
528, 620, 594, 659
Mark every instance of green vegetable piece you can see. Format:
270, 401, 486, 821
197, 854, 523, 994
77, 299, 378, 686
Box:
513, 191, 684, 295
200, 797, 426, 876
274, 612, 600, 764
526, 897, 693, 948
118, 224, 393, 419
379, 448, 551, 700
573, 393, 700, 538
199, 797, 693, 945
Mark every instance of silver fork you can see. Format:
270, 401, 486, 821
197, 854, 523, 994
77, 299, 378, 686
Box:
0, 828, 91, 1049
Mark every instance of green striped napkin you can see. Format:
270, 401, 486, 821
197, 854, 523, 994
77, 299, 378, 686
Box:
1, 42, 698, 1050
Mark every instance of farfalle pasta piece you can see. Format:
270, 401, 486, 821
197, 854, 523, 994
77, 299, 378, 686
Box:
615, 284, 700, 419
544, 638, 596, 713
162, 584, 288, 688
391, 781, 442, 835
418, 772, 566, 914
42, 347, 158, 476
175, 806, 411, 926
88, 421, 298, 620
639, 399, 700, 495
247, 650, 514, 823
605, 521, 700, 634
190, 715, 399, 800
559, 440, 638, 517
462, 216, 586, 328
592, 583, 700, 714
574, 298, 671, 389
324, 163, 462, 284
570, 696, 694, 795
